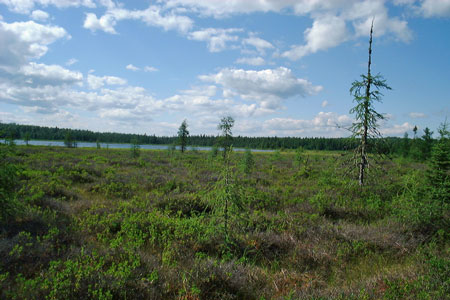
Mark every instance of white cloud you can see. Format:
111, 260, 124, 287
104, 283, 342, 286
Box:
144, 66, 158, 72
87, 74, 127, 90
126, 64, 139, 71
188, 28, 243, 52
380, 122, 414, 135
409, 112, 427, 118
420, 0, 450, 17
20, 62, 83, 86
83, 5, 193, 35
242, 36, 274, 54
65, 58, 78, 66
283, 14, 349, 60
0, 20, 68, 71
0, 0, 95, 14
30, 9, 49, 21
163, 1, 412, 60
235, 57, 265, 66
262, 112, 352, 137
83, 12, 117, 34
321, 100, 329, 108
200, 67, 322, 109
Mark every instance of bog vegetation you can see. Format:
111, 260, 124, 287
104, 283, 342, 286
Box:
0, 120, 448, 299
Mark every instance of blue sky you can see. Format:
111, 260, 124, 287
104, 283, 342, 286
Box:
0, 0, 449, 137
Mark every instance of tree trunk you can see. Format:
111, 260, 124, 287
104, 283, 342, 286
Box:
359, 19, 374, 186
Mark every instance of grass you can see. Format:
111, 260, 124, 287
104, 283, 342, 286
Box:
0, 145, 448, 299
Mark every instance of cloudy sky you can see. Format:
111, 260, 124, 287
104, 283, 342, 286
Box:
0, 0, 449, 137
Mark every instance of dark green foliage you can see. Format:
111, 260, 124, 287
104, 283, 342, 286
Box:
0, 147, 20, 223
401, 132, 410, 158
64, 131, 76, 148
24, 132, 31, 146
393, 121, 449, 233
0, 144, 448, 299
130, 138, 140, 158
420, 127, 434, 160
0, 121, 419, 153
177, 119, 189, 153
241, 148, 254, 175
217, 116, 234, 157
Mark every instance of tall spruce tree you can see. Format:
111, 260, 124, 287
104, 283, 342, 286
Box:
350, 20, 391, 185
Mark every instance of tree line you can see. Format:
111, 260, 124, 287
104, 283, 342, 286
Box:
0, 121, 440, 157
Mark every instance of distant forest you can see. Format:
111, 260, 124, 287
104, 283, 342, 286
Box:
0, 122, 414, 153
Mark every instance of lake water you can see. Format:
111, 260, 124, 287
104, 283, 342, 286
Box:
4, 139, 273, 152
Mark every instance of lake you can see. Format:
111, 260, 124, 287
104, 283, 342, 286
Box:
4, 139, 273, 152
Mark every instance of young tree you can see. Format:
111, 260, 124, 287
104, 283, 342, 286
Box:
64, 131, 74, 148
349, 20, 391, 185
218, 116, 234, 158
401, 132, 410, 158
217, 116, 239, 242
420, 127, 434, 160
177, 119, 189, 153
130, 138, 140, 158
24, 132, 31, 146
241, 148, 254, 175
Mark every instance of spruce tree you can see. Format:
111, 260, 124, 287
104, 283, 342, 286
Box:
177, 119, 189, 153
349, 20, 391, 185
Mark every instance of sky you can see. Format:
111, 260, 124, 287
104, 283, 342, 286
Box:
0, 0, 449, 138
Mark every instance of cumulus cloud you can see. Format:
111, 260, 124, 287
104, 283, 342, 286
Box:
262, 112, 352, 137
30, 10, 49, 21
235, 57, 265, 66
188, 28, 243, 52
200, 67, 322, 109
83, 12, 117, 34
0, 20, 68, 71
283, 15, 349, 60
380, 122, 414, 135
419, 0, 450, 17
162, 1, 413, 59
83, 5, 193, 34
0, 0, 95, 14
19, 62, 83, 86
87, 74, 127, 90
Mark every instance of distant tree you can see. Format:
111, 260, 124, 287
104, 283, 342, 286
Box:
401, 132, 410, 158
413, 125, 418, 139
349, 20, 391, 185
177, 119, 189, 153
24, 132, 31, 146
241, 148, 254, 175
130, 138, 140, 158
218, 116, 234, 158
64, 131, 74, 148
420, 127, 434, 160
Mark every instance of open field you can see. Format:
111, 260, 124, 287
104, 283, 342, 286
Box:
1, 145, 448, 299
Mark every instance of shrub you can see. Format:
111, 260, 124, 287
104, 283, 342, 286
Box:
0, 147, 21, 223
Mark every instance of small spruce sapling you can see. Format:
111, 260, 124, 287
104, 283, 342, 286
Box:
130, 138, 140, 158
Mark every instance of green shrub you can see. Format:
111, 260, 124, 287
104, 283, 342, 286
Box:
0, 147, 21, 223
